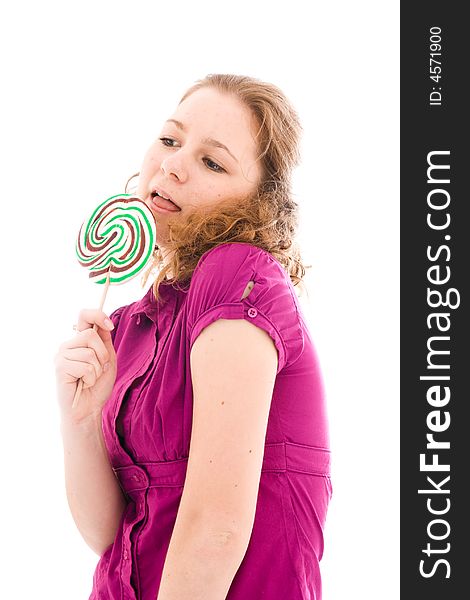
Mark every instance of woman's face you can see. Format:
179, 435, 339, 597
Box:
136, 87, 263, 243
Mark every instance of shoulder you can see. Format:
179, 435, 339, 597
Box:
186, 242, 304, 373
197, 241, 283, 266
192, 242, 289, 285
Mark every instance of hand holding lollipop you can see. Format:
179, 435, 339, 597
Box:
71, 194, 156, 409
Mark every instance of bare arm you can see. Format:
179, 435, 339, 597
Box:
156, 519, 247, 600
60, 411, 127, 556
156, 317, 278, 599
55, 308, 126, 556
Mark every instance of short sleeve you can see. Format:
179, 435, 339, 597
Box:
187, 243, 304, 374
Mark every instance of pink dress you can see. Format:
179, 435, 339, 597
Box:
89, 242, 332, 600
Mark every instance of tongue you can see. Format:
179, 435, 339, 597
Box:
155, 195, 181, 211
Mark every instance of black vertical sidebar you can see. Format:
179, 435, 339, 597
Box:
401, 3, 469, 599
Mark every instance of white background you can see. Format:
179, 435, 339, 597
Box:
0, 1, 399, 598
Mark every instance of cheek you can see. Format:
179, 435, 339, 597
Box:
136, 149, 161, 190
191, 187, 221, 208
141, 139, 166, 168
191, 185, 234, 212
142, 147, 161, 171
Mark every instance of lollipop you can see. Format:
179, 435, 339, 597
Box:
76, 193, 156, 284
72, 194, 156, 408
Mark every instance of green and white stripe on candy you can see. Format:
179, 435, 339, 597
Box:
75, 194, 156, 285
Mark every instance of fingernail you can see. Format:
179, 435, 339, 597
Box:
105, 318, 114, 330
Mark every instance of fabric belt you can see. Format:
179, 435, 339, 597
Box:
113, 441, 331, 498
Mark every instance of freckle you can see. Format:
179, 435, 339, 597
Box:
209, 460, 212, 463
221, 401, 225, 405
234, 484, 238, 487
249, 449, 252, 453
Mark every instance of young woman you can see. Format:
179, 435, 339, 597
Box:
55, 73, 332, 600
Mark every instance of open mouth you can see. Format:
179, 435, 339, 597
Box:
150, 191, 181, 212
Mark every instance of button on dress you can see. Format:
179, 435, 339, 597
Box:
88, 242, 332, 600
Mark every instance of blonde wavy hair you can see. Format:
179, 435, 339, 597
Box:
125, 73, 311, 304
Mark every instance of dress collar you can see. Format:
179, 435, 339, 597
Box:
129, 279, 189, 324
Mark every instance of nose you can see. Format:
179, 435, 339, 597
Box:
160, 153, 188, 183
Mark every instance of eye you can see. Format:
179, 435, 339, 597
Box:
159, 137, 178, 147
159, 137, 226, 173
203, 158, 225, 173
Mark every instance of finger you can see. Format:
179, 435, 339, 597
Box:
62, 346, 104, 381
61, 329, 110, 367
76, 309, 115, 332
56, 354, 98, 389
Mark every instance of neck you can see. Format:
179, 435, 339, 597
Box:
160, 247, 174, 280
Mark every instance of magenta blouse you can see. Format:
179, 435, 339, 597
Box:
88, 242, 332, 600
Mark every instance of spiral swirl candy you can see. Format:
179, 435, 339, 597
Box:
75, 194, 156, 284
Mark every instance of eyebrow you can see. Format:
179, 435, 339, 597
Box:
165, 118, 239, 163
